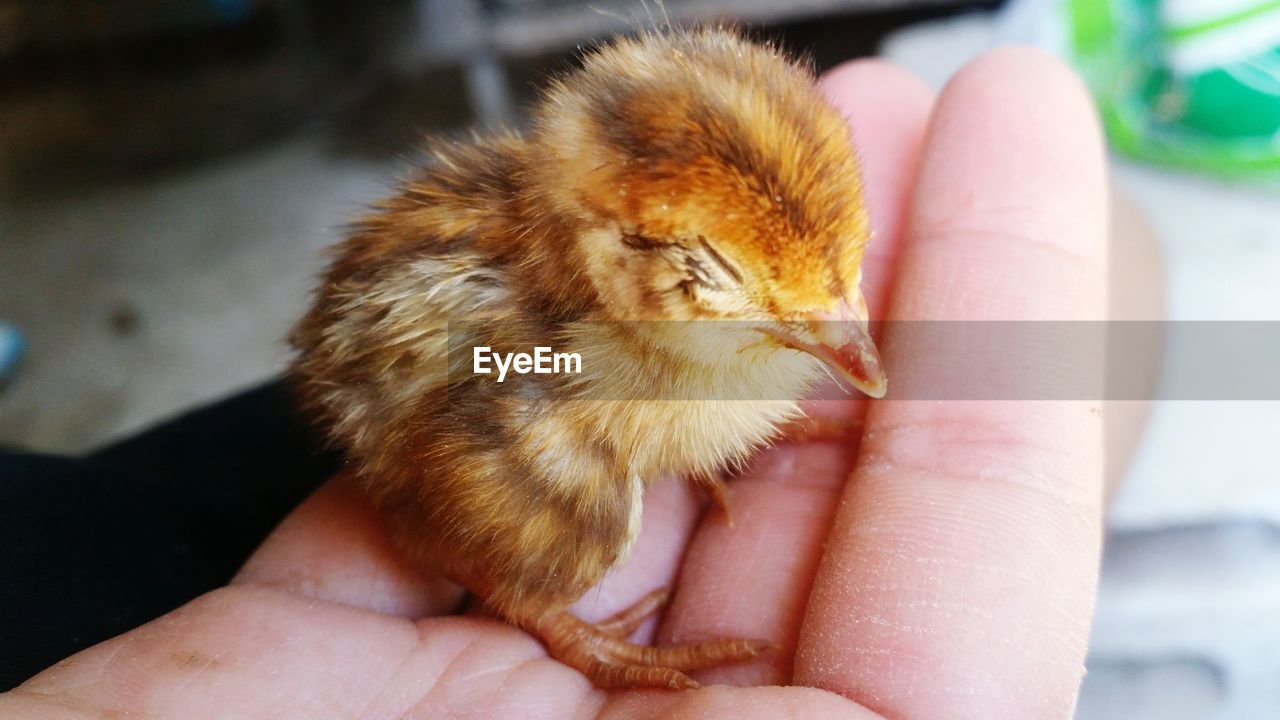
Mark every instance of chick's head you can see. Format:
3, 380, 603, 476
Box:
528, 28, 885, 397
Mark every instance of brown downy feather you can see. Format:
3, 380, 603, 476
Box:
290, 26, 874, 633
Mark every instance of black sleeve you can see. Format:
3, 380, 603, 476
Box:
0, 380, 339, 691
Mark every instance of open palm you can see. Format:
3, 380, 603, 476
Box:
2, 48, 1107, 720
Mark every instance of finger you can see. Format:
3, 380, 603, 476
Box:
794, 47, 1108, 719
570, 478, 702, 639
659, 442, 860, 686
4, 585, 878, 720
240, 470, 700, 627
657, 59, 936, 685
1104, 189, 1163, 503
6, 585, 604, 719
820, 59, 929, 313
234, 475, 464, 617
600, 685, 883, 720
803, 59, 932, 407
2, 584, 880, 717
459, 479, 702, 637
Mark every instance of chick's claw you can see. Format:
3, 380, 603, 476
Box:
530, 604, 767, 690
779, 413, 865, 444
706, 477, 735, 527
594, 587, 672, 638
587, 660, 700, 691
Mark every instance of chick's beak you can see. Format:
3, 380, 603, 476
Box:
762, 298, 888, 399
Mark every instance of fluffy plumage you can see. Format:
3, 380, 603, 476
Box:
289, 27, 883, 690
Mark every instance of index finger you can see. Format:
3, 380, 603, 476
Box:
656, 59, 936, 685
794, 47, 1108, 718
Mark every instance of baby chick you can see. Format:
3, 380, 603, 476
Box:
290, 27, 886, 690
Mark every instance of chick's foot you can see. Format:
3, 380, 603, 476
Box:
780, 413, 864, 443
594, 587, 671, 638
519, 595, 766, 690
687, 472, 735, 526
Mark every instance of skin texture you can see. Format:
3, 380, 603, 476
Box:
1, 48, 1110, 719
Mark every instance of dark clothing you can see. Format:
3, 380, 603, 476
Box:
0, 381, 337, 690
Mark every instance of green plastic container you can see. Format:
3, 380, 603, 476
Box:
1065, 0, 1280, 175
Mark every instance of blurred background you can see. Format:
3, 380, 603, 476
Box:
1, 1, 1278, 717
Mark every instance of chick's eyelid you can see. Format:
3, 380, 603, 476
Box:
685, 255, 720, 289
621, 232, 741, 292
697, 236, 743, 283
620, 233, 675, 251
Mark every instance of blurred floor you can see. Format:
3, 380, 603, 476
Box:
1, 137, 394, 450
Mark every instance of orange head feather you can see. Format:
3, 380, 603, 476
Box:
526, 27, 885, 397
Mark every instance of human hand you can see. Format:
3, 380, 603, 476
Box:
0, 48, 1107, 720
